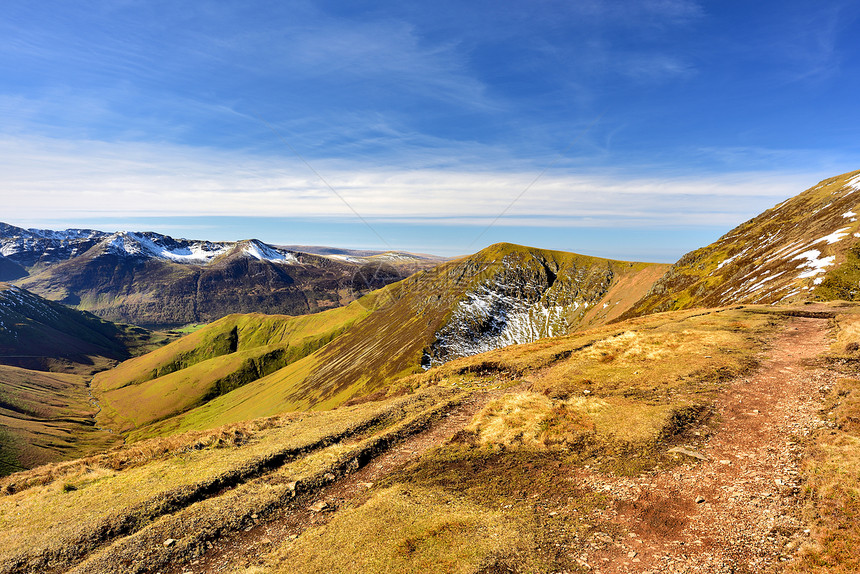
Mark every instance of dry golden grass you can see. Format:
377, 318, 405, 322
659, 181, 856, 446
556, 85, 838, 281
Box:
59, 389, 469, 574
787, 378, 860, 573
235, 442, 616, 574
829, 312, 860, 354
1, 417, 293, 495
0, 386, 458, 571
248, 485, 531, 574
407, 307, 779, 469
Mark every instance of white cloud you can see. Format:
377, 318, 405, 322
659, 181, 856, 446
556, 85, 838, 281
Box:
0, 135, 826, 230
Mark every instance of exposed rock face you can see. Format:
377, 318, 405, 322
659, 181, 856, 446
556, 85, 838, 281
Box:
17, 247, 372, 327
427, 251, 621, 365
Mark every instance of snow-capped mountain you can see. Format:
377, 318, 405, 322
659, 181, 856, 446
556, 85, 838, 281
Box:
103, 231, 231, 263
0, 223, 304, 268
0, 223, 417, 327
0, 223, 107, 267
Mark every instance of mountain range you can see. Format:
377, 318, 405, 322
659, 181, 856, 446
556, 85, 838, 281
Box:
3, 171, 860, 573
0, 223, 442, 328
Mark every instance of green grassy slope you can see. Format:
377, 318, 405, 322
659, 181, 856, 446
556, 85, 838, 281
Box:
92, 304, 371, 434
94, 243, 667, 439
0, 284, 170, 475
622, 169, 860, 317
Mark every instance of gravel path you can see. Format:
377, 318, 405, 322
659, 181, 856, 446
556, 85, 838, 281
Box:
577, 316, 832, 573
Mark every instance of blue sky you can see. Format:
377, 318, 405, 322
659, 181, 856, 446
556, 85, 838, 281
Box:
2, 1, 859, 261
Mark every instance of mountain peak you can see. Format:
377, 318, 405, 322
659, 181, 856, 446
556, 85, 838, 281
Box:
102, 231, 232, 264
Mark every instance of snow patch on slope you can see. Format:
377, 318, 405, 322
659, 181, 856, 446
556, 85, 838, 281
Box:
816, 227, 851, 245
427, 275, 573, 367
846, 173, 860, 192
106, 232, 231, 263
242, 241, 299, 264
793, 249, 836, 279
0, 285, 62, 327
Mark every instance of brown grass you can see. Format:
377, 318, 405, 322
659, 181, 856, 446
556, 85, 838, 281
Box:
0, 386, 460, 573
249, 485, 531, 574
786, 378, 860, 573
62, 389, 469, 574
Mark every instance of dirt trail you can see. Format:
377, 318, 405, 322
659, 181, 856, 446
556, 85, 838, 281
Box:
166, 388, 504, 574
164, 316, 831, 574
578, 316, 832, 573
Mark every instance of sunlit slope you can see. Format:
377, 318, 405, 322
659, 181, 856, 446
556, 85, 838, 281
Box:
0, 302, 802, 574
92, 303, 371, 434
96, 243, 666, 438
622, 169, 860, 317
234, 244, 667, 412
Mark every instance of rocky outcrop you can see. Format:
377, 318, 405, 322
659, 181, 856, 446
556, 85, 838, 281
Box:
427, 251, 618, 365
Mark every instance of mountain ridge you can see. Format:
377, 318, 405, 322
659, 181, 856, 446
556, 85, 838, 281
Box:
620, 169, 860, 318
0, 223, 436, 327
90, 242, 668, 439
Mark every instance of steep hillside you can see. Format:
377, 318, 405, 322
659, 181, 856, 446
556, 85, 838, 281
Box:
0, 284, 169, 476
92, 304, 371, 435
0, 283, 158, 373
91, 243, 667, 438
623, 169, 860, 316
1, 224, 424, 328
0, 256, 26, 282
